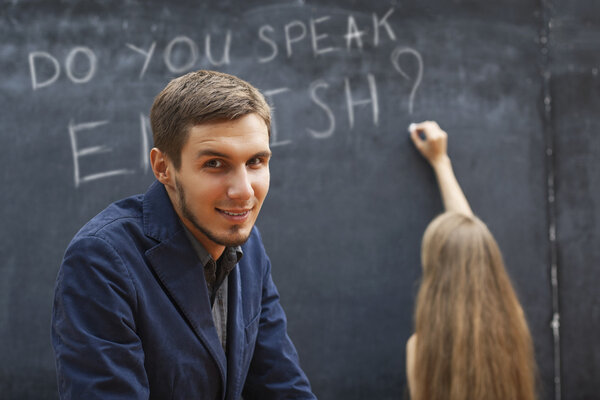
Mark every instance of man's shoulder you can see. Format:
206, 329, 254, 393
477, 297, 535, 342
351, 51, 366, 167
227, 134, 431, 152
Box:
74, 193, 145, 241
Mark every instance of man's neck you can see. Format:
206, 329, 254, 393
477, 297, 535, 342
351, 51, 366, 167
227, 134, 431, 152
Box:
185, 223, 225, 260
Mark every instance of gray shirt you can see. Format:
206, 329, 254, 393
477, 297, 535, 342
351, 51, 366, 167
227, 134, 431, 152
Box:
184, 228, 242, 351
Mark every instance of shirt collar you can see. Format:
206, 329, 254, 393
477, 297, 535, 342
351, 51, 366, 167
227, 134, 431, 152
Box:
182, 225, 243, 269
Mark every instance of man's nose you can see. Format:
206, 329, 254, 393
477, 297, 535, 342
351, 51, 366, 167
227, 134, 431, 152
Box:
227, 167, 254, 200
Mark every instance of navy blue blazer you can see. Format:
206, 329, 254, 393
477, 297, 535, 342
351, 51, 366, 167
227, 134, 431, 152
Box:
52, 181, 316, 400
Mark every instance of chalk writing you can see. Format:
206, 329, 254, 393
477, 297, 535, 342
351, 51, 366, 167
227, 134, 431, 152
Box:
345, 74, 378, 128
126, 42, 156, 79
391, 47, 423, 114
28, 8, 405, 87
28, 52, 59, 90
257, 25, 278, 63
284, 21, 307, 58
205, 32, 232, 66
256, 8, 397, 62
69, 120, 134, 187
263, 87, 292, 147
140, 114, 152, 172
345, 15, 367, 50
164, 36, 200, 73
310, 16, 337, 56
29, 46, 97, 90
307, 79, 335, 139
373, 8, 396, 46
64, 47, 97, 84
25, 6, 424, 186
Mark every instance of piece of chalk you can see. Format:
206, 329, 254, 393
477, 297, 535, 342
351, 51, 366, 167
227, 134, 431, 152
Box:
408, 123, 417, 133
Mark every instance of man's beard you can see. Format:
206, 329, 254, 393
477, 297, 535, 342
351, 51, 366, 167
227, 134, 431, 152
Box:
176, 178, 251, 247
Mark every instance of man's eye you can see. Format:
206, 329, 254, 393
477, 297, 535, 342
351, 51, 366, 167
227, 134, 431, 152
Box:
248, 157, 265, 167
205, 159, 223, 168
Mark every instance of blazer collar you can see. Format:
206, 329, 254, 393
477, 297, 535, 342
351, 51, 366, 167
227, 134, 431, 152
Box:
142, 180, 181, 242
142, 181, 228, 390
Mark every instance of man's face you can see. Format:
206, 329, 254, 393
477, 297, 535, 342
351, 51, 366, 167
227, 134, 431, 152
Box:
166, 113, 271, 258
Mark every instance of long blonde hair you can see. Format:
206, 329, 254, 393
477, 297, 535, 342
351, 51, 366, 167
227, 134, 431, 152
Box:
412, 212, 537, 400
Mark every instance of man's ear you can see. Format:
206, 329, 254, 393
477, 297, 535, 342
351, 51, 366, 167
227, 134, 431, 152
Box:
150, 147, 174, 187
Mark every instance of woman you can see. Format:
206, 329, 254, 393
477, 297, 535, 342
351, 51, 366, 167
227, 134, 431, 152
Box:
407, 121, 537, 400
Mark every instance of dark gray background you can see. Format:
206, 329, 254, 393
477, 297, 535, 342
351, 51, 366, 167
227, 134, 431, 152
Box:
1, 1, 598, 399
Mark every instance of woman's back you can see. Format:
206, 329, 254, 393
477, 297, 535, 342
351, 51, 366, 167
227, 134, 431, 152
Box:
407, 121, 537, 400
410, 212, 537, 400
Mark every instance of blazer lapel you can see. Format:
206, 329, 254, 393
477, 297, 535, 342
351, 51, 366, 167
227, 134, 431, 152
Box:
142, 181, 227, 387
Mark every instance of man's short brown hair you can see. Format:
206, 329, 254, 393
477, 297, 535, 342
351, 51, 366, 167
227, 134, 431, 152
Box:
150, 70, 271, 169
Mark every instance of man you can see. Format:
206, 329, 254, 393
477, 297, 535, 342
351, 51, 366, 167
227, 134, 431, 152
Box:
52, 70, 317, 399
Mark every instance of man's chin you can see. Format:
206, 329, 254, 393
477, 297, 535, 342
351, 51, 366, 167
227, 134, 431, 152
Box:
214, 228, 252, 247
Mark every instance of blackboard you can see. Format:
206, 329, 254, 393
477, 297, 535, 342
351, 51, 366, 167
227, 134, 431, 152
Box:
1, 1, 598, 399
550, 2, 600, 398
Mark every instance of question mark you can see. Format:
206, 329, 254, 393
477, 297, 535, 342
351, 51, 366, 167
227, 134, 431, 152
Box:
390, 47, 423, 115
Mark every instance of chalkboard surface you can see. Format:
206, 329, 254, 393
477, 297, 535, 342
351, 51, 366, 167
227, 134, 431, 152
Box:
551, 2, 600, 398
1, 1, 598, 399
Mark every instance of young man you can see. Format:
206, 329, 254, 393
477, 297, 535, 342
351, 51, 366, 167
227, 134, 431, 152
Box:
52, 70, 317, 400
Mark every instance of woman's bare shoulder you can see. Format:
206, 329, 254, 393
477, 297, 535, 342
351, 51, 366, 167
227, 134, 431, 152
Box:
407, 333, 417, 351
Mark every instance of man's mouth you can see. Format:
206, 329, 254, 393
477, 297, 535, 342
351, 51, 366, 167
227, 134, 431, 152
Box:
219, 209, 252, 217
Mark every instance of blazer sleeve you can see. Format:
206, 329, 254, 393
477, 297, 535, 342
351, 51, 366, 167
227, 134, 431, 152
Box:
241, 251, 317, 400
52, 235, 149, 400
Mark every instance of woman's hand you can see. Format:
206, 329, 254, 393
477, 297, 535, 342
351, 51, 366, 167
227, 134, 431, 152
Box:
409, 121, 449, 168
408, 120, 473, 216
